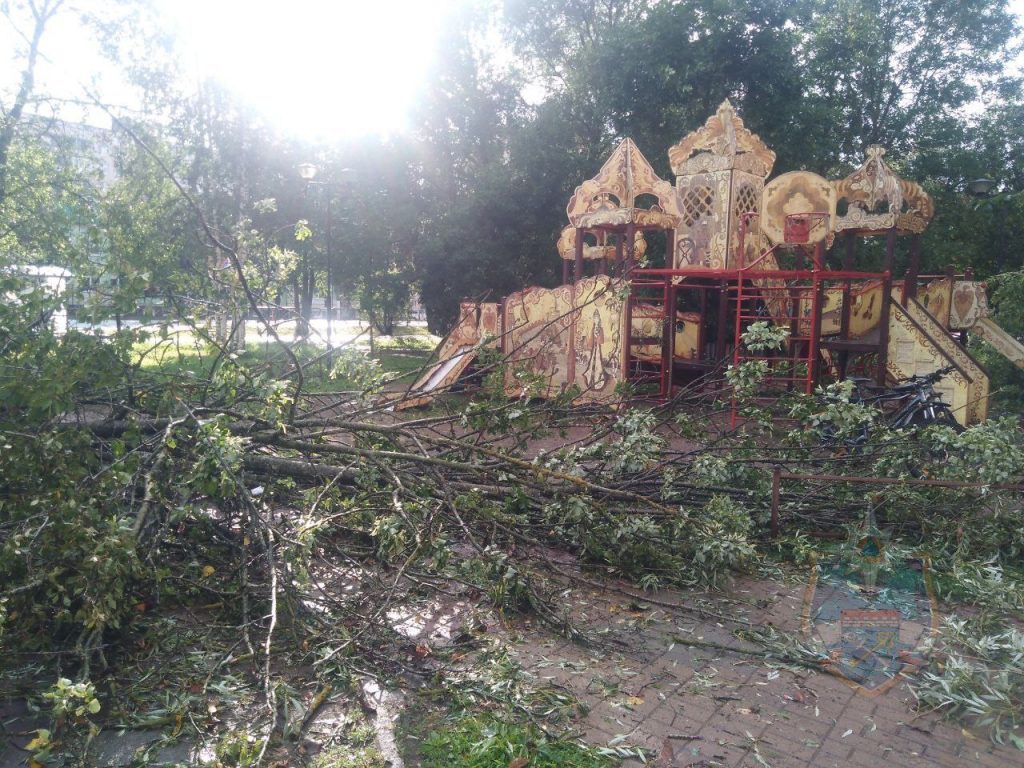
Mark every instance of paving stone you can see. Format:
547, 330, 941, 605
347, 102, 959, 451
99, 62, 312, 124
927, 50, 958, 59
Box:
647, 702, 678, 730
91, 730, 196, 767
495, 576, 1024, 768
755, 734, 822, 764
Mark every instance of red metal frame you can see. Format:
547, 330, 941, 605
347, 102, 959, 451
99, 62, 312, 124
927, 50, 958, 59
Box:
620, 208, 894, 411
626, 276, 674, 399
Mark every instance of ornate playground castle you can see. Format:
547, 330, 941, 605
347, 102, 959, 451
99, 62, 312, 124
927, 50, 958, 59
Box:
405, 101, 1022, 426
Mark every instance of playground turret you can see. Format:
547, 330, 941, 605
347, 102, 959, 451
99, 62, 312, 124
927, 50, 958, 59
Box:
405, 101, 1022, 427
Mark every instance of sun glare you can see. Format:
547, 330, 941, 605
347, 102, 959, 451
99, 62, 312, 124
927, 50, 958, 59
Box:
161, 0, 460, 141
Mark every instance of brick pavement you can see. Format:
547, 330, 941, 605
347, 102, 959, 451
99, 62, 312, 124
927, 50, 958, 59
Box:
503, 574, 1023, 768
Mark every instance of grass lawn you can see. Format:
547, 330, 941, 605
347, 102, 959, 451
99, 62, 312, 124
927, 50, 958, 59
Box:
133, 324, 437, 392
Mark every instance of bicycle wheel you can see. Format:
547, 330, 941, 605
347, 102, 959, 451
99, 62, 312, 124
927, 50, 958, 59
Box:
931, 404, 964, 433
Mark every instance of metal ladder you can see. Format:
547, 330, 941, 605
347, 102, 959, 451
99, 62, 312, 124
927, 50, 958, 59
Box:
625, 274, 674, 399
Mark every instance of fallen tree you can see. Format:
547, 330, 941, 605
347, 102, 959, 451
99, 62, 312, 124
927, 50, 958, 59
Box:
4, 127, 1024, 763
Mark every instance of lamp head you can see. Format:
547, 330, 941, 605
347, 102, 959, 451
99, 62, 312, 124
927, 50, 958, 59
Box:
297, 162, 319, 181
968, 178, 996, 197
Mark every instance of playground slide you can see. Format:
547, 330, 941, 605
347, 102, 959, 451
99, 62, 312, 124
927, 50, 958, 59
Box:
972, 317, 1024, 370
887, 299, 988, 426
398, 344, 481, 410
397, 302, 499, 409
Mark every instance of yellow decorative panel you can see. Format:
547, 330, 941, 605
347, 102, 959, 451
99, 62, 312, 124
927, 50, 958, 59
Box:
503, 277, 625, 403
400, 301, 501, 410
572, 278, 625, 398
503, 283, 575, 399
887, 302, 989, 426
761, 171, 836, 247
801, 280, 888, 340
631, 305, 701, 362
849, 281, 885, 338
950, 281, 989, 329
917, 278, 952, 329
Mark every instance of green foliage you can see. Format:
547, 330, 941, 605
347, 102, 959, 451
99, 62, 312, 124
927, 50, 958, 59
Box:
354, 267, 414, 336
0, 138, 99, 269
973, 269, 1024, 411
214, 726, 262, 767
691, 495, 757, 586
44, 677, 102, 720
688, 454, 769, 494
0, 427, 146, 646
546, 492, 756, 588
740, 321, 790, 353
936, 560, 1024, 621
414, 645, 615, 765
421, 714, 613, 768
544, 410, 664, 477
186, 417, 245, 499
330, 347, 386, 392
726, 359, 770, 399
800, 0, 1019, 168
25, 678, 104, 762
924, 417, 1024, 484
788, 380, 877, 445
913, 618, 1024, 750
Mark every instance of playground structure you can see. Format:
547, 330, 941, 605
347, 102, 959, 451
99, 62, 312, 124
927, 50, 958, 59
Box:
405, 101, 1022, 427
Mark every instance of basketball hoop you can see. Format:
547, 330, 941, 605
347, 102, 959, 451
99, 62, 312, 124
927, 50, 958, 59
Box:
784, 212, 830, 244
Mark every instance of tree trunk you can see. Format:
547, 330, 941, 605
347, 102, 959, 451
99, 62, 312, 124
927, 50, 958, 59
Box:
0, 0, 65, 205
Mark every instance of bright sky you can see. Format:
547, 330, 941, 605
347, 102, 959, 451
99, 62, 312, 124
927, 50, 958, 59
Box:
158, 0, 463, 140
1, 0, 463, 141
1, 0, 1022, 142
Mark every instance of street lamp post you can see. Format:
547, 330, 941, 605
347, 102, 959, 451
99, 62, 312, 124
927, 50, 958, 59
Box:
297, 163, 332, 358
298, 164, 355, 363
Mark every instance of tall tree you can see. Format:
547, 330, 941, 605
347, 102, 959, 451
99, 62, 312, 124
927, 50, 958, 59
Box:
799, 0, 1021, 171
0, 0, 65, 204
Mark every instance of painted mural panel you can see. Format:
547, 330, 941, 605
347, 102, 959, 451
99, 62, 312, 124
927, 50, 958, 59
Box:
479, 302, 501, 338
949, 281, 989, 329
503, 284, 574, 399
502, 277, 625, 403
917, 278, 952, 329
572, 277, 625, 399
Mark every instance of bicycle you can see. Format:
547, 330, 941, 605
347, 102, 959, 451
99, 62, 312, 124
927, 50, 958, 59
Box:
853, 365, 962, 432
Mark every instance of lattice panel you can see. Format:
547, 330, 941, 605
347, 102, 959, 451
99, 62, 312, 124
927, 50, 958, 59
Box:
733, 183, 759, 221
732, 181, 761, 264
681, 186, 715, 227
